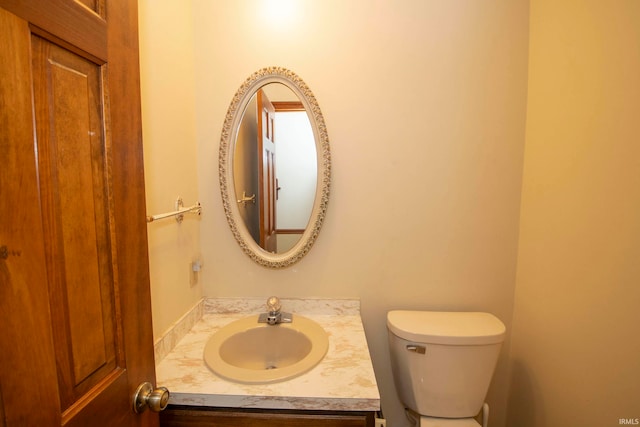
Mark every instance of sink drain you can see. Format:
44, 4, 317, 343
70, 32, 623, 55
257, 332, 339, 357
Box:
265, 365, 277, 370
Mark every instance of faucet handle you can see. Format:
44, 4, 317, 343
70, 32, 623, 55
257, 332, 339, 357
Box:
266, 296, 281, 314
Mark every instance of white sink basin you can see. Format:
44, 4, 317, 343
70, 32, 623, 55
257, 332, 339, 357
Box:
203, 314, 329, 384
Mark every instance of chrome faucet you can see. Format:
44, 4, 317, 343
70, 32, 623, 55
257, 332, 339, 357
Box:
258, 296, 292, 325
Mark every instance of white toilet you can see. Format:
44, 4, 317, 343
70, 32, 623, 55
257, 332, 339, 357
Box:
387, 310, 506, 427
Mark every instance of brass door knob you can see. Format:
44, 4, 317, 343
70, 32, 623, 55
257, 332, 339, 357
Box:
133, 381, 170, 413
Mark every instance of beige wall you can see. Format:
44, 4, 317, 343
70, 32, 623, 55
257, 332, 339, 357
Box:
138, 0, 203, 341
138, 2, 640, 426
508, 1, 640, 425
192, 2, 529, 426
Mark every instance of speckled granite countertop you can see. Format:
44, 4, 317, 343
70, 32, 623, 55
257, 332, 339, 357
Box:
155, 298, 381, 412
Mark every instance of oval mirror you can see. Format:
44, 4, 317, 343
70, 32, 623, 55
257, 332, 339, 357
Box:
219, 67, 330, 268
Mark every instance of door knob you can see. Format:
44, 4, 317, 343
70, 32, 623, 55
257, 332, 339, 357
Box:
133, 382, 170, 413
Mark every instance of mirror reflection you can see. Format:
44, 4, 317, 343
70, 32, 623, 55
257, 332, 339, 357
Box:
234, 83, 317, 253
219, 67, 330, 268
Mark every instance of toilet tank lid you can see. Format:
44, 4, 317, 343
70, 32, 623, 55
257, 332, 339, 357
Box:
387, 310, 506, 345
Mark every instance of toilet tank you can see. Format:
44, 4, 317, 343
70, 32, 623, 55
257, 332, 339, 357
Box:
387, 311, 505, 418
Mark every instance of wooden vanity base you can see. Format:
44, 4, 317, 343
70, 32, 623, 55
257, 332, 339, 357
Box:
160, 405, 376, 427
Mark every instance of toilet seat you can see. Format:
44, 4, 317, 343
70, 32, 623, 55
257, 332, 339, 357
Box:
405, 408, 481, 427
404, 408, 482, 427
419, 416, 480, 427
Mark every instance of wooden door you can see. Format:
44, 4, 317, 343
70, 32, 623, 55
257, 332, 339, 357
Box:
0, 1, 157, 426
257, 89, 277, 253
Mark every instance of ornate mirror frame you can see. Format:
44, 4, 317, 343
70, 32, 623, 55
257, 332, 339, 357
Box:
219, 67, 331, 268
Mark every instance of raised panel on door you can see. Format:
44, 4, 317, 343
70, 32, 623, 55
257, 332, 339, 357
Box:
31, 33, 123, 414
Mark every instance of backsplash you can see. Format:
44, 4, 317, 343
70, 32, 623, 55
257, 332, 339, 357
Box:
154, 298, 205, 363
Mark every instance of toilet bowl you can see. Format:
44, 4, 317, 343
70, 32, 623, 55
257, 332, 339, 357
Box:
387, 310, 505, 427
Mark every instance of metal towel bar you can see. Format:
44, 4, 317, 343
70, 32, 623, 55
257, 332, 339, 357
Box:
146, 197, 201, 223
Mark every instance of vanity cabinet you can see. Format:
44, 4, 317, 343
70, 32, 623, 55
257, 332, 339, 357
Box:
155, 301, 380, 427
160, 406, 375, 427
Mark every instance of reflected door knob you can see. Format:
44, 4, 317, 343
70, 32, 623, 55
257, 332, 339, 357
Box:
133, 381, 170, 413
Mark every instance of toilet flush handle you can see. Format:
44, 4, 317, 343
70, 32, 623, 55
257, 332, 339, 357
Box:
406, 345, 426, 354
